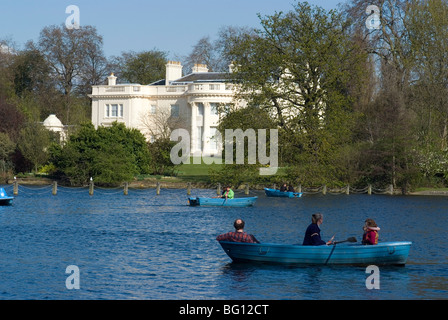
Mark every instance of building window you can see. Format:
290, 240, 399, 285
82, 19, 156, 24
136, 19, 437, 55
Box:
210, 103, 218, 116
151, 105, 157, 114
171, 105, 179, 117
209, 84, 220, 90
209, 127, 218, 151
197, 103, 204, 116
197, 126, 203, 151
106, 104, 123, 118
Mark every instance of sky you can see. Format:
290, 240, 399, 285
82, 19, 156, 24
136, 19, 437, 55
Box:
0, 0, 344, 60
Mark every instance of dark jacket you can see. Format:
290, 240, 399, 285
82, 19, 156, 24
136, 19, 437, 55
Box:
302, 223, 326, 245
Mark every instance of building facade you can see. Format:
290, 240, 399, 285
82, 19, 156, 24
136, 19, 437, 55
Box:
90, 61, 242, 156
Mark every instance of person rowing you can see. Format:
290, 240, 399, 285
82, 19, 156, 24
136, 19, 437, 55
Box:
302, 213, 334, 245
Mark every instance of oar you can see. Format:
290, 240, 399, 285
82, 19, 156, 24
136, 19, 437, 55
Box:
324, 237, 357, 264
333, 237, 357, 245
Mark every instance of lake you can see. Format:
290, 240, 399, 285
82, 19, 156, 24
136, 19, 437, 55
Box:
0, 184, 447, 301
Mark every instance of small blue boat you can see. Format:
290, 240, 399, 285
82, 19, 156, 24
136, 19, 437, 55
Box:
218, 241, 412, 266
264, 188, 303, 198
0, 188, 14, 206
188, 196, 257, 207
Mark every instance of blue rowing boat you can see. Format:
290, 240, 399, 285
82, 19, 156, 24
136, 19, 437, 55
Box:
264, 188, 303, 198
188, 196, 257, 207
218, 241, 412, 266
0, 188, 14, 206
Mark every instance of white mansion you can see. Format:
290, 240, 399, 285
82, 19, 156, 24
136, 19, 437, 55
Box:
89, 61, 243, 156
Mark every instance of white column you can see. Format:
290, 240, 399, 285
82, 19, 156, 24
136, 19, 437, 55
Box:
190, 102, 197, 155
202, 102, 210, 156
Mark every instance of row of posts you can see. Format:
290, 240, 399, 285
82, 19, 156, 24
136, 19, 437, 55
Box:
11, 180, 393, 196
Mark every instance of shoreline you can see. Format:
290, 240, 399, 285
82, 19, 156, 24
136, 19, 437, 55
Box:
3, 177, 448, 196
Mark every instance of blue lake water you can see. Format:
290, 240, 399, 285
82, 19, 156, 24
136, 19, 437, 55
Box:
0, 184, 447, 300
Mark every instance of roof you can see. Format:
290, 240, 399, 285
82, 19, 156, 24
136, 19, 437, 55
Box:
172, 72, 230, 83
43, 114, 63, 128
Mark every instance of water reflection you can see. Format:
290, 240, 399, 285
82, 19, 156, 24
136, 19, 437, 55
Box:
1, 187, 447, 299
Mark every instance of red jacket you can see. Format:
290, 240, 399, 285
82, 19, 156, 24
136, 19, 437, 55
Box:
362, 229, 379, 245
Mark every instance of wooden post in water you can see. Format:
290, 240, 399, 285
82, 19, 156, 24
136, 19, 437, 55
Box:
389, 184, 394, 195
245, 184, 249, 195
124, 182, 129, 195
89, 178, 94, 196
368, 184, 372, 195
52, 181, 58, 195
156, 182, 161, 195
13, 178, 18, 196
297, 184, 302, 193
345, 184, 350, 195
322, 184, 327, 195
273, 183, 276, 190
187, 182, 191, 195
217, 183, 221, 195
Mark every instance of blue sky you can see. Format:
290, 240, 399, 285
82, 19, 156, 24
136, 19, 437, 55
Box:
0, 0, 344, 59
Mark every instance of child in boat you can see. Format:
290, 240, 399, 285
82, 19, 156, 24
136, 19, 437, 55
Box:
362, 219, 380, 245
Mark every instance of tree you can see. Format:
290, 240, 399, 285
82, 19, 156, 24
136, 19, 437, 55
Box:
110, 50, 167, 84
50, 122, 151, 185
407, 0, 448, 150
210, 106, 277, 187
0, 132, 15, 181
17, 122, 51, 172
140, 105, 188, 141
36, 24, 106, 124
147, 138, 177, 175
0, 95, 25, 141
184, 36, 220, 73
224, 2, 366, 184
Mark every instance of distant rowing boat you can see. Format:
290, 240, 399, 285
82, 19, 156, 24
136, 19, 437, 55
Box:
218, 241, 412, 266
264, 188, 303, 198
0, 188, 14, 206
188, 196, 257, 207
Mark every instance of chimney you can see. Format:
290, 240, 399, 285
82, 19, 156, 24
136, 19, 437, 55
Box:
166, 61, 183, 84
192, 63, 209, 73
108, 73, 117, 86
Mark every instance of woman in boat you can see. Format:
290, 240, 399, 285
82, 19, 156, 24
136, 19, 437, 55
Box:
362, 219, 380, 245
303, 213, 334, 246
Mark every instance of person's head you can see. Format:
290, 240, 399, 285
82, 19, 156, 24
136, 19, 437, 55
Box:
234, 219, 245, 231
311, 213, 323, 225
364, 218, 377, 229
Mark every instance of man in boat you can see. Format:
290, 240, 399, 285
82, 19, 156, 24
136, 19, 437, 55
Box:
303, 213, 334, 245
221, 186, 234, 199
280, 183, 288, 192
216, 219, 260, 243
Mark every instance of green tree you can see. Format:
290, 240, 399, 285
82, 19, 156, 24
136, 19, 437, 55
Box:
111, 50, 167, 84
0, 132, 15, 181
210, 106, 277, 187
17, 122, 51, 172
50, 122, 151, 185
147, 138, 177, 175
224, 2, 366, 184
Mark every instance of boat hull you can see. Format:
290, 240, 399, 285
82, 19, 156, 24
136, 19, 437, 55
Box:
264, 188, 303, 198
0, 188, 13, 206
188, 197, 257, 207
218, 241, 412, 266
0, 198, 13, 206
